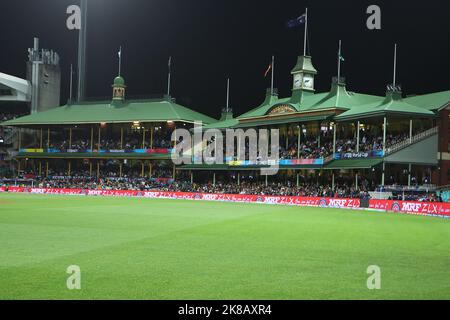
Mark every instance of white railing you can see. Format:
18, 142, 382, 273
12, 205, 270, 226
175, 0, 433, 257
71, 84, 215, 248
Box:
378, 184, 437, 191
5, 149, 18, 161
435, 184, 450, 191
385, 126, 438, 156
3, 128, 17, 144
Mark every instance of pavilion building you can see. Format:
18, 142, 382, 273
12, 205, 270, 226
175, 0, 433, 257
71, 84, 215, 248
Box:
181, 55, 449, 189
1, 74, 215, 182
1, 54, 449, 189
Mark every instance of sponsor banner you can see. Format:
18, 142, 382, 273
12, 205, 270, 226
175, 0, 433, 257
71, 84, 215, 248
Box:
334, 150, 384, 160
228, 158, 323, 166
146, 148, 172, 154
151, 178, 174, 183
1, 187, 448, 217
370, 199, 450, 217
67, 148, 85, 153
102, 149, 125, 153
19, 148, 44, 153
19, 148, 172, 155
280, 158, 323, 165
228, 160, 259, 166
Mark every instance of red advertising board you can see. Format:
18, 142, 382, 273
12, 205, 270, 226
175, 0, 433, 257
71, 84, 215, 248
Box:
369, 199, 450, 217
1, 186, 449, 217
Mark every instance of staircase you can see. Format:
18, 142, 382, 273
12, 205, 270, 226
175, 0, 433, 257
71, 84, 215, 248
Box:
385, 126, 438, 156
5, 149, 18, 161
3, 127, 18, 145
324, 154, 334, 164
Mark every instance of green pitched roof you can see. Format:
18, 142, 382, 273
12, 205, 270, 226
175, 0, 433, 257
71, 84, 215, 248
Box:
237, 83, 383, 122
306, 83, 382, 112
403, 90, 450, 111
203, 117, 239, 129
237, 93, 291, 119
1, 98, 216, 126
335, 91, 435, 121
234, 114, 332, 128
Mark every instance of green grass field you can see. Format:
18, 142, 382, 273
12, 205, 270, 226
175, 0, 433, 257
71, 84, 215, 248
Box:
0, 193, 449, 300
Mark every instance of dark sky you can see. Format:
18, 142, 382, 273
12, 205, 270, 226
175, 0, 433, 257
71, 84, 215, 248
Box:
1, 0, 449, 119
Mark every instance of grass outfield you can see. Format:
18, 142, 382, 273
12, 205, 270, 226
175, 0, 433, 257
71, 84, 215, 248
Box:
0, 193, 449, 300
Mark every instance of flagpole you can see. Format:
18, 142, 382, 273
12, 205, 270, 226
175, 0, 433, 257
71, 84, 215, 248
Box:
167, 56, 172, 96
303, 8, 308, 56
393, 43, 397, 87
226, 78, 230, 112
270, 55, 275, 95
118, 46, 122, 76
337, 40, 341, 83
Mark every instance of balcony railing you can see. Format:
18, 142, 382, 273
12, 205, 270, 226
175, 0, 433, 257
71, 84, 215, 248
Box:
3, 127, 17, 145
384, 126, 438, 156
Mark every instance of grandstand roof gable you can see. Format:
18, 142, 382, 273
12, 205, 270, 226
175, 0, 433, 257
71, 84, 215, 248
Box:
335, 91, 436, 121
403, 90, 450, 111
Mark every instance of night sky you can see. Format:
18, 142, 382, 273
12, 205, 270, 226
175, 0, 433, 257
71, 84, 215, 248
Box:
0, 0, 449, 119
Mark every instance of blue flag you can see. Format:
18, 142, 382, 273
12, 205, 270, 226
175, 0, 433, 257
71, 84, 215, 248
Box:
286, 14, 306, 28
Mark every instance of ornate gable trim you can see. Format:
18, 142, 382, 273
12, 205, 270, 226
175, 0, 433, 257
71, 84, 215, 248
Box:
267, 104, 296, 115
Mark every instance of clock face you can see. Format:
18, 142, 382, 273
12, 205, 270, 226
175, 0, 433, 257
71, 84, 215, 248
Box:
303, 75, 314, 89
293, 73, 302, 89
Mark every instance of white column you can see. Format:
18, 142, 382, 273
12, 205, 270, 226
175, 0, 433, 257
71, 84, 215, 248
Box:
296, 172, 299, 187
333, 122, 336, 154
318, 122, 321, 148
286, 126, 289, 149
409, 119, 413, 143
356, 121, 360, 152
190, 171, 193, 184
383, 117, 387, 154
213, 172, 216, 186
237, 172, 240, 186
265, 174, 268, 186
297, 125, 301, 159
237, 138, 241, 160
381, 162, 385, 186
332, 171, 335, 190
408, 164, 411, 187
355, 172, 358, 190
18, 128, 21, 149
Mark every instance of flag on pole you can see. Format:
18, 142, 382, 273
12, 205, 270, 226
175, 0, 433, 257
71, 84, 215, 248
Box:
286, 13, 306, 28
264, 63, 272, 77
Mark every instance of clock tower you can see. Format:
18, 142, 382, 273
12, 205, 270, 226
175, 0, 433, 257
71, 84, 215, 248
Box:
290, 55, 317, 104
